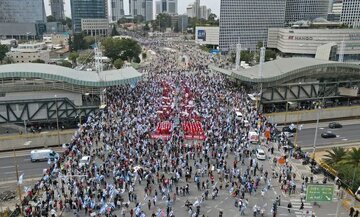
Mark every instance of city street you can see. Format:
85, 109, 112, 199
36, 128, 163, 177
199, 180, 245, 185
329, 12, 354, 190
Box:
290, 124, 360, 147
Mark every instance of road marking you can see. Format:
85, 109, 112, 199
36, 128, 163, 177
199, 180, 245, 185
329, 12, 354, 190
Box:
0, 165, 15, 169
206, 209, 212, 213
4, 170, 23, 174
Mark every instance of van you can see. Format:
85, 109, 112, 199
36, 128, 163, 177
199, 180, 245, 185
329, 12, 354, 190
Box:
79, 156, 91, 168
30, 149, 58, 162
248, 131, 259, 143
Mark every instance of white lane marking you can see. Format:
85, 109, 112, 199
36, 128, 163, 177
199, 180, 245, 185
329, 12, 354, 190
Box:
0, 165, 15, 169
4, 170, 24, 174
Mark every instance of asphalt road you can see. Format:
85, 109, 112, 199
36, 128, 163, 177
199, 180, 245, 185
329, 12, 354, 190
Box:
290, 124, 360, 147
0, 155, 48, 183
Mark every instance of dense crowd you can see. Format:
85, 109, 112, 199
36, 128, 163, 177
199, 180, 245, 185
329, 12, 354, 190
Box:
19, 37, 303, 217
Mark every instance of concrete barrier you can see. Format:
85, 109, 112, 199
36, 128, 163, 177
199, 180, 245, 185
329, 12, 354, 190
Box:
266, 106, 360, 124
0, 130, 74, 152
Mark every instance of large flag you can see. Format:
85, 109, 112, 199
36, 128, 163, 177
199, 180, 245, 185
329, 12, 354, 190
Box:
18, 173, 24, 185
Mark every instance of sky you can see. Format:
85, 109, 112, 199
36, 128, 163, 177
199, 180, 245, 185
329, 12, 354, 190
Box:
45, 0, 220, 17
44, 0, 221, 18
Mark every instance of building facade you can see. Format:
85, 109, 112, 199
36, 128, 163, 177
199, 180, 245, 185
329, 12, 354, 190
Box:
340, 0, 360, 28
81, 18, 109, 36
219, 0, 286, 52
111, 0, 125, 22
0, 0, 46, 23
71, 0, 108, 33
6, 42, 50, 63
50, 0, 65, 20
285, 0, 329, 23
155, 0, 177, 15
267, 27, 360, 61
129, 0, 153, 21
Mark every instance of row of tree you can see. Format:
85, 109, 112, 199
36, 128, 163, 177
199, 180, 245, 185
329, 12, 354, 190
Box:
323, 147, 360, 193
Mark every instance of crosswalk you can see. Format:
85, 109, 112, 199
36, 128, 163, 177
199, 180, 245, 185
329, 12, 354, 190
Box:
289, 198, 313, 217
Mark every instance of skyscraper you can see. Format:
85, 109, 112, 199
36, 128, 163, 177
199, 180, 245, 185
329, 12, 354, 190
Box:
0, 0, 46, 23
340, 0, 360, 28
145, 0, 154, 21
285, 0, 329, 23
50, 0, 65, 20
219, 0, 286, 51
167, 0, 178, 14
129, 0, 153, 21
111, 0, 124, 22
71, 0, 108, 33
155, 0, 177, 15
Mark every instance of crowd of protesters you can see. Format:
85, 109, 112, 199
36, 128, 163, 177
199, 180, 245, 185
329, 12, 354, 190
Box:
18, 36, 308, 217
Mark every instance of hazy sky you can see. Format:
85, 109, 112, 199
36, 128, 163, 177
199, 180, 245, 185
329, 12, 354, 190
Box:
44, 0, 221, 18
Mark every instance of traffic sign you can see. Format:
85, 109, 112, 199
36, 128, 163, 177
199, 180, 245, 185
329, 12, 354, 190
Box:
306, 184, 334, 202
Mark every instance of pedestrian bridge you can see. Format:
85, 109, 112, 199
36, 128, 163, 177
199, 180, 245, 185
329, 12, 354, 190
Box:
210, 58, 360, 112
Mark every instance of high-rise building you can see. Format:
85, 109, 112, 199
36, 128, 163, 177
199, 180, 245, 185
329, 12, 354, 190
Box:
200, 5, 211, 20
0, 0, 46, 23
340, 0, 360, 28
285, 0, 329, 23
219, 0, 286, 51
71, 0, 108, 33
186, 4, 195, 18
155, 0, 177, 15
194, 0, 201, 18
111, 0, 125, 22
156, 1, 162, 15
50, 0, 65, 20
129, 0, 153, 21
145, 0, 154, 21
167, 0, 178, 14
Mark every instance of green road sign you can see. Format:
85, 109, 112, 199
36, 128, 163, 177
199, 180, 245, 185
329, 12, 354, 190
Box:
306, 184, 334, 202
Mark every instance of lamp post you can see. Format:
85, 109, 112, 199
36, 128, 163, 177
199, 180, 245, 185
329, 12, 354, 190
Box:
312, 105, 321, 159
54, 95, 60, 146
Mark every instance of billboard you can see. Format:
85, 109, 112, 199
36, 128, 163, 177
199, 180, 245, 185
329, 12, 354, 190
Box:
197, 30, 206, 41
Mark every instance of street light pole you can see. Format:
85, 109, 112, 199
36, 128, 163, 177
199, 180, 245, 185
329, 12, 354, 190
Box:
312, 108, 320, 159
13, 146, 22, 215
55, 95, 60, 146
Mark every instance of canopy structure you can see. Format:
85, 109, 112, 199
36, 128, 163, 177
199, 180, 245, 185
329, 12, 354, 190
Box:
0, 63, 143, 87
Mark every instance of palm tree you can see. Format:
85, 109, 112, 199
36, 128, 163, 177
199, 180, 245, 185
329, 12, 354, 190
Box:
323, 147, 346, 166
343, 147, 360, 167
342, 147, 360, 192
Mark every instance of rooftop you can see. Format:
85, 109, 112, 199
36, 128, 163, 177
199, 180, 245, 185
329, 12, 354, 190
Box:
210, 57, 360, 83
0, 63, 143, 87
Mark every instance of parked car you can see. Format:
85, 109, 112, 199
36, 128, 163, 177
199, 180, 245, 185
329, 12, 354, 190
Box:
328, 122, 342, 129
282, 126, 297, 133
321, 132, 337, 138
256, 149, 266, 160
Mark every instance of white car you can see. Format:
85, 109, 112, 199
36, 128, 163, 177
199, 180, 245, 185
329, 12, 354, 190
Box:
79, 156, 91, 168
256, 149, 266, 160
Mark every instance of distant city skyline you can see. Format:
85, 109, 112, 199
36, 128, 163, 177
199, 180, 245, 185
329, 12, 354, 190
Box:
44, 0, 220, 19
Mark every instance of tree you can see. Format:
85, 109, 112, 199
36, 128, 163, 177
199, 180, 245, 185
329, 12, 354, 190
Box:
31, 59, 45, 63
111, 25, 119, 36
153, 13, 172, 32
0, 44, 9, 64
59, 60, 72, 68
68, 51, 79, 65
72, 33, 89, 51
343, 147, 360, 167
77, 50, 93, 64
47, 15, 56, 22
113, 58, 124, 69
143, 22, 150, 31
323, 147, 346, 166
65, 17, 72, 30
3, 56, 14, 64
102, 37, 142, 63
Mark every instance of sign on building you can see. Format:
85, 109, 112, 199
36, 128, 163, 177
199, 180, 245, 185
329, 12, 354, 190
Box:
197, 30, 206, 41
306, 184, 334, 202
